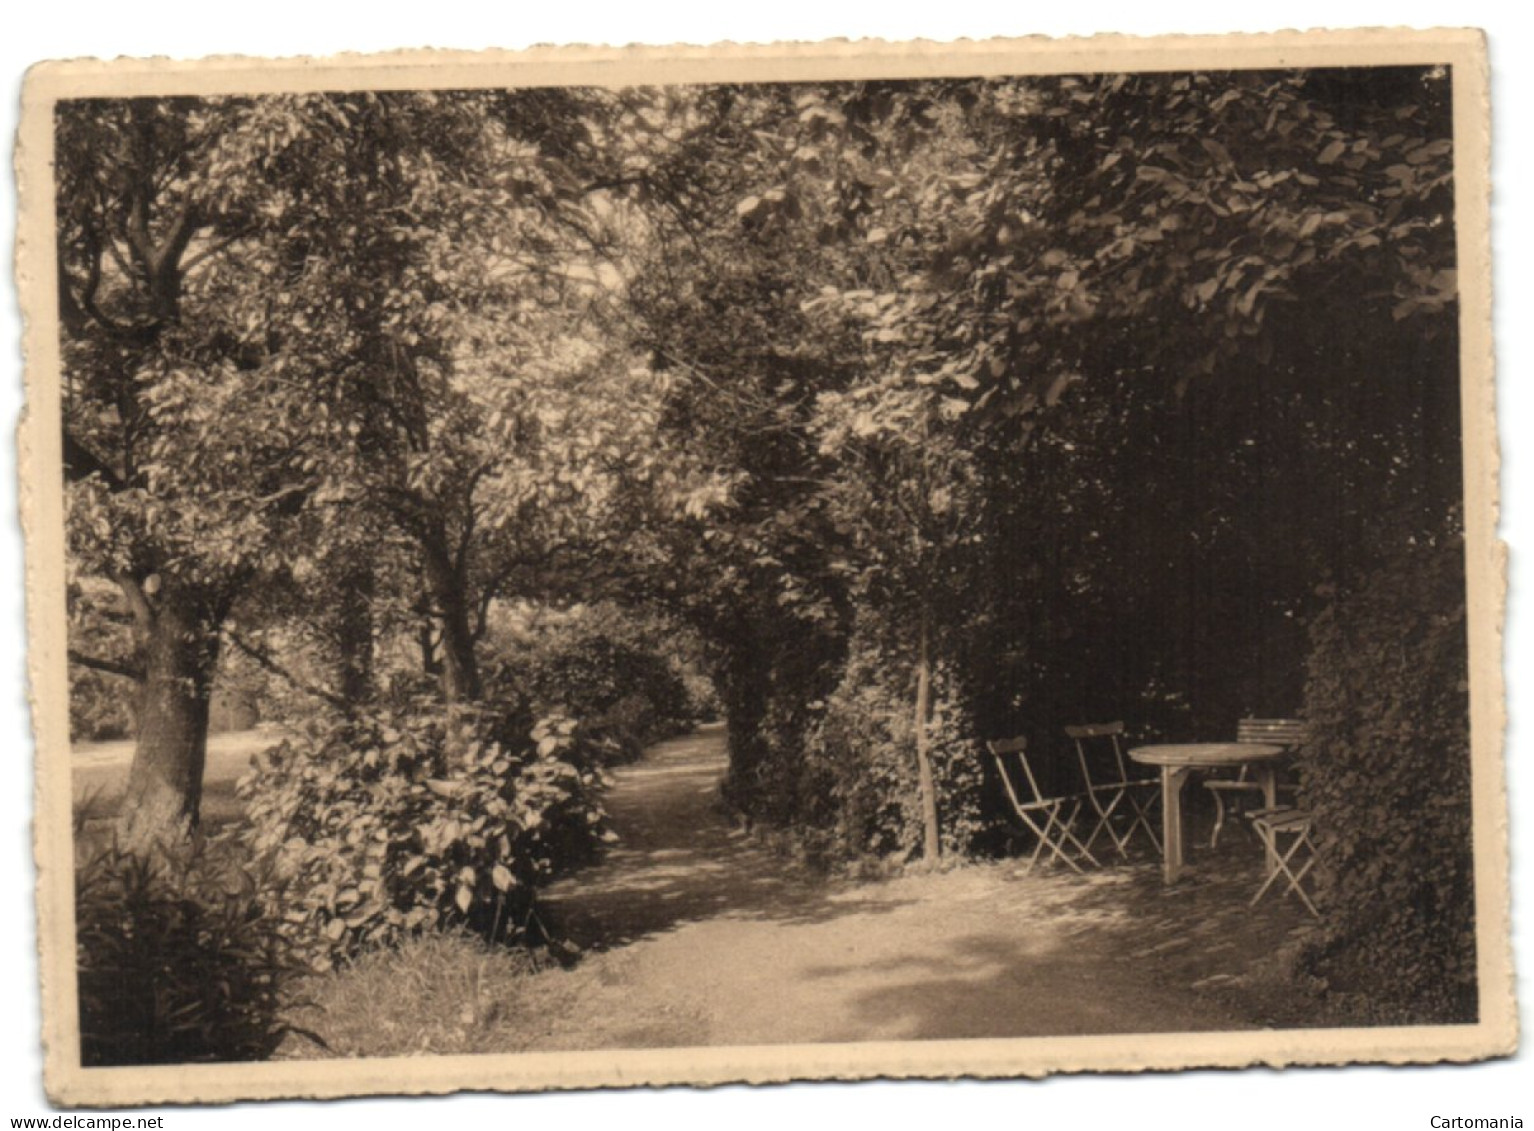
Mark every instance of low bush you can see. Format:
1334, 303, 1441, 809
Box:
238, 703, 610, 970
679, 667, 723, 724
75, 835, 309, 1065
1296, 530, 1475, 1023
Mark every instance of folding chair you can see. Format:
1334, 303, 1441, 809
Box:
986, 737, 1099, 874
1206, 718, 1306, 848
1248, 806, 1319, 917
1066, 722, 1162, 860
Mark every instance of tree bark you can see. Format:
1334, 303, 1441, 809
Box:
417, 619, 441, 677
914, 610, 942, 862
421, 534, 481, 704
333, 562, 375, 705
717, 631, 772, 819
117, 583, 226, 853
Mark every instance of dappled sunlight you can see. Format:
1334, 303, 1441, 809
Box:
541, 728, 893, 947
780, 859, 1310, 1041
801, 930, 1224, 1041
527, 726, 1315, 1048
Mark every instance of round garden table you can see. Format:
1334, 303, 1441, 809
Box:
1128, 743, 1284, 884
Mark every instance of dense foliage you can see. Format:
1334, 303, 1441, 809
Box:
75, 835, 309, 1064
490, 606, 706, 759
801, 632, 986, 861
61, 67, 1474, 1027
237, 705, 608, 969
607, 69, 1462, 869
1296, 528, 1474, 1023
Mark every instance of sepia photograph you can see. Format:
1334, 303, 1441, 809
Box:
7, 13, 1521, 1118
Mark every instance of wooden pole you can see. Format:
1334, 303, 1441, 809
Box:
914, 609, 941, 862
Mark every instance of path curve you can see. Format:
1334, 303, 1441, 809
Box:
517, 726, 1276, 1050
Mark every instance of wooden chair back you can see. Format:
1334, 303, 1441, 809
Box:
1064, 720, 1131, 787
1236, 718, 1307, 749
986, 736, 1049, 811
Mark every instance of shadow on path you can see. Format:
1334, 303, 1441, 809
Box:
540, 725, 907, 949
518, 726, 1319, 1049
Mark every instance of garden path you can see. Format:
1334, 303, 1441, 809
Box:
509, 725, 1313, 1050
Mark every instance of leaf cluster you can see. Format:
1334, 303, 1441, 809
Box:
488, 605, 704, 758
74, 833, 311, 1065
236, 704, 609, 969
801, 633, 987, 862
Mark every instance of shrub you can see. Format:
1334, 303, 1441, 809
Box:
490, 608, 702, 757
679, 667, 723, 723
75, 835, 308, 1065
802, 641, 986, 862
1295, 530, 1475, 1023
238, 703, 609, 970
68, 666, 135, 743
715, 612, 847, 827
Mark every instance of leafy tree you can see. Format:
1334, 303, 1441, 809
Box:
57, 90, 624, 842
793, 68, 1461, 794
59, 95, 324, 848
606, 86, 866, 820
58, 68, 1465, 902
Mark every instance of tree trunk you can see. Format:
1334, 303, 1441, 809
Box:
914, 610, 941, 862
422, 538, 481, 704
717, 632, 772, 819
333, 562, 375, 705
117, 585, 225, 853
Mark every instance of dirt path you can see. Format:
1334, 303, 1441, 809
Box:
516, 726, 1309, 1050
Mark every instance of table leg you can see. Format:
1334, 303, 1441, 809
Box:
1256, 764, 1279, 874
1161, 765, 1191, 884
1257, 765, 1278, 811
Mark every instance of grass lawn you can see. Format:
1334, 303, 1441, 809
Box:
71, 726, 286, 829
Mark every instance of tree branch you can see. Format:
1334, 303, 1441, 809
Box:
64, 432, 127, 490
111, 572, 154, 631
125, 177, 154, 271
380, 484, 435, 533
470, 556, 528, 642
450, 460, 497, 577
61, 229, 149, 342
67, 649, 144, 681
180, 227, 255, 275
223, 627, 353, 714
101, 229, 137, 285
155, 202, 199, 278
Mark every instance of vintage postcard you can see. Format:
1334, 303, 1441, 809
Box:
16, 28, 1512, 1107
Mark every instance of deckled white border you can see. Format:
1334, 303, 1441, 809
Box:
13, 27, 1511, 1109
